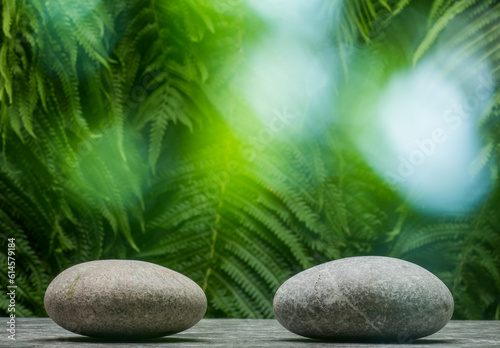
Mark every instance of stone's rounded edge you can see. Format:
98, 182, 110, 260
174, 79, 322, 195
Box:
44, 259, 207, 339
272, 281, 291, 337
272, 256, 455, 341
387, 256, 455, 340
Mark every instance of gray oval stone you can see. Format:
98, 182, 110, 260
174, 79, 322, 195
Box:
44, 260, 207, 339
273, 256, 453, 341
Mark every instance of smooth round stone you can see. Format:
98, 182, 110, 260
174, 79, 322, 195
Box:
273, 256, 453, 341
44, 260, 207, 339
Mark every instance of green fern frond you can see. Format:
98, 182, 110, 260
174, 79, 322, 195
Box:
414, 0, 482, 65
1, 0, 499, 320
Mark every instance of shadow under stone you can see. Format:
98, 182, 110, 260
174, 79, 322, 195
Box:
278, 338, 458, 345
39, 336, 206, 344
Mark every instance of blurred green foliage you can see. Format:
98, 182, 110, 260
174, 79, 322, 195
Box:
0, 0, 499, 320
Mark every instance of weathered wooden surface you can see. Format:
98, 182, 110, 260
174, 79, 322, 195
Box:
2, 318, 499, 347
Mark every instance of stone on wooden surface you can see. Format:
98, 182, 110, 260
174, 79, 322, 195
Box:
273, 256, 454, 341
44, 260, 207, 339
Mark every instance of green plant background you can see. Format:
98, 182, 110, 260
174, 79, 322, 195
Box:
0, 0, 499, 320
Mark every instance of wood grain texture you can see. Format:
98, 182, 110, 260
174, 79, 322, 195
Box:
2, 319, 500, 347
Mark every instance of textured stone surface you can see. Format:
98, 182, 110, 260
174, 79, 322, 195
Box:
7, 319, 500, 347
273, 256, 454, 341
44, 260, 207, 339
